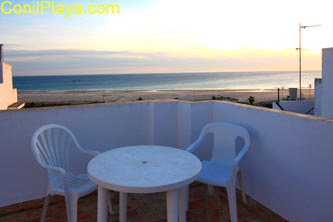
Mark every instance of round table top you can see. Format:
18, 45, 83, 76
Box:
88, 145, 202, 193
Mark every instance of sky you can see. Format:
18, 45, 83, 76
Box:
1, 0, 333, 75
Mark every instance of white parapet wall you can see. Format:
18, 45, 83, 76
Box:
0, 62, 17, 110
272, 100, 314, 115
0, 101, 333, 222
212, 102, 333, 222
319, 48, 333, 118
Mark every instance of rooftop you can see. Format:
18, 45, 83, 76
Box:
0, 182, 286, 222
1, 100, 332, 221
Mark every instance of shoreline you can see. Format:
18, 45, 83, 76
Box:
18, 89, 315, 104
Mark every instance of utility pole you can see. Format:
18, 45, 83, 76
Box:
298, 24, 302, 100
297, 24, 320, 100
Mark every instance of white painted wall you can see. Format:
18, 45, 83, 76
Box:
272, 100, 314, 115
1, 101, 333, 222
314, 78, 322, 116
0, 62, 17, 110
320, 48, 333, 118
212, 102, 333, 222
0, 103, 154, 206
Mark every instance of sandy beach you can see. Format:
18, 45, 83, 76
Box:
18, 89, 315, 106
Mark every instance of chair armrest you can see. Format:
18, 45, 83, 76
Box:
186, 137, 204, 153
75, 143, 100, 157
78, 147, 100, 157
44, 165, 72, 195
70, 135, 101, 157
40, 164, 68, 190
233, 144, 249, 166
232, 147, 248, 177
186, 126, 209, 153
44, 165, 67, 176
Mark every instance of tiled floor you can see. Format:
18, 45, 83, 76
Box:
0, 182, 287, 222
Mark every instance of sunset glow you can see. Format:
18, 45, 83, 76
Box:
1, 0, 332, 75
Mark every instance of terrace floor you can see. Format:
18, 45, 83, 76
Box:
0, 182, 287, 222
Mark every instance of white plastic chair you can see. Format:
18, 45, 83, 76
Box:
186, 122, 250, 222
31, 124, 113, 222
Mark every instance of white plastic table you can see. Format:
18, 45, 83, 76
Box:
88, 145, 202, 222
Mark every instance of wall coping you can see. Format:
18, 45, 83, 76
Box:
1, 99, 332, 122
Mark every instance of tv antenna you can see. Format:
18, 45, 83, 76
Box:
296, 23, 321, 100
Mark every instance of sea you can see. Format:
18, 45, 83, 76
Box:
13, 71, 321, 91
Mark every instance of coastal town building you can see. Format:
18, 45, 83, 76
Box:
0, 44, 24, 110
314, 48, 333, 118
273, 47, 333, 117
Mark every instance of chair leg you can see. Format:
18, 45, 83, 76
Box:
208, 185, 214, 195
226, 185, 238, 222
107, 191, 114, 214
70, 196, 78, 222
237, 170, 247, 203
41, 195, 51, 222
65, 194, 78, 222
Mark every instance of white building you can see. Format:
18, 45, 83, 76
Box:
0, 45, 23, 110
314, 48, 333, 118
273, 47, 333, 118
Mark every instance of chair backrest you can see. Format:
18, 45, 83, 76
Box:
31, 124, 79, 173
200, 122, 250, 165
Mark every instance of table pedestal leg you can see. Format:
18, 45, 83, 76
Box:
166, 190, 178, 222
97, 186, 108, 222
119, 192, 127, 222
183, 185, 189, 212
178, 188, 186, 222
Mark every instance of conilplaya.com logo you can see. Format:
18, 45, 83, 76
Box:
1, 0, 119, 17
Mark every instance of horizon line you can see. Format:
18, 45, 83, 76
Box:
13, 70, 322, 77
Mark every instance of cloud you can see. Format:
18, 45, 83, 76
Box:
4, 49, 131, 58
3, 48, 320, 76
